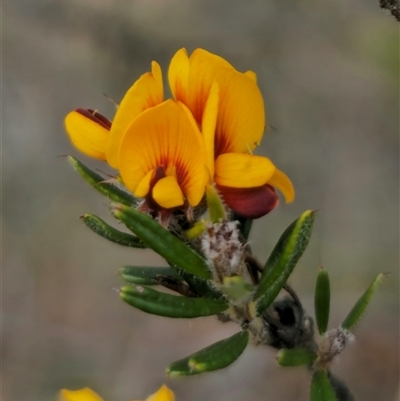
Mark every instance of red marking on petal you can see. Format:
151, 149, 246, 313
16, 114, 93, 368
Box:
214, 132, 229, 158
75, 108, 112, 130
145, 166, 167, 211
217, 184, 279, 219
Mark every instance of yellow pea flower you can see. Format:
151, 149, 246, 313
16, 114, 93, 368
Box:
118, 99, 208, 210
59, 384, 175, 401
65, 61, 163, 168
64, 48, 294, 217
168, 48, 295, 218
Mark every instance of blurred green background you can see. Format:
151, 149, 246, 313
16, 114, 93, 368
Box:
3, 1, 399, 400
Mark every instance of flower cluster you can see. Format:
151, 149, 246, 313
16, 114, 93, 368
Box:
65, 48, 294, 219
62, 49, 382, 399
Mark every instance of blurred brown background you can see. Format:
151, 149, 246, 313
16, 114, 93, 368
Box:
3, 1, 399, 400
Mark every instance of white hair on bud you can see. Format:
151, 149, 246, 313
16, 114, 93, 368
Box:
319, 328, 355, 364
201, 220, 245, 282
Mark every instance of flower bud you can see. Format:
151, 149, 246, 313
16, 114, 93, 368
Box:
318, 328, 354, 365
201, 221, 246, 283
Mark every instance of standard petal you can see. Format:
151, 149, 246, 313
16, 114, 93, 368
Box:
244, 70, 257, 82
214, 153, 276, 188
152, 176, 184, 208
201, 81, 219, 178
65, 109, 110, 160
213, 69, 265, 156
59, 388, 104, 401
119, 100, 207, 207
168, 48, 190, 105
268, 168, 295, 203
217, 184, 279, 219
168, 48, 234, 126
169, 49, 265, 157
107, 61, 164, 168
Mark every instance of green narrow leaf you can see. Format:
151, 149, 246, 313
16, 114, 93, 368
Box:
231, 212, 253, 241
120, 266, 182, 285
81, 214, 146, 248
166, 331, 249, 376
314, 267, 330, 335
174, 268, 224, 300
68, 155, 137, 206
255, 210, 315, 315
113, 204, 211, 279
277, 348, 317, 367
341, 273, 385, 330
310, 369, 337, 401
120, 285, 228, 318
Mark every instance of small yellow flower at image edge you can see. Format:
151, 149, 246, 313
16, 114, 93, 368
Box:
59, 384, 175, 401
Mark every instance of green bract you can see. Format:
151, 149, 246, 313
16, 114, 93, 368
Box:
120, 266, 182, 285
113, 204, 212, 279
81, 214, 146, 248
341, 273, 385, 330
255, 210, 315, 315
68, 156, 137, 206
314, 268, 331, 335
310, 369, 337, 401
120, 285, 229, 318
166, 331, 249, 376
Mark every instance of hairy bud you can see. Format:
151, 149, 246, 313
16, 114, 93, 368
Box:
318, 328, 354, 365
201, 221, 246, 283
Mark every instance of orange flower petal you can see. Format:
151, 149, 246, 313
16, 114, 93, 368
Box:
152, 176, 184, 209
65, 109, 110, 160
268, 168, 295, 203
106, 61, 164, 168
169, 48, 233, 124
168, 48, 190, 105
168, 49, 265, 157
214, 153, 276, 188
119, 100, 207, 207
244, 70, 257, 82
135, 169, 154, 198
213, 69, 265, 156
201, 81, 219, 178
59, 388, 104, 401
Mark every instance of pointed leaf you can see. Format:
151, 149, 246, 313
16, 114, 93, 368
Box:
310, 369, 337, 401
314, 267, 330, 335
120, 266, 182, 285
120, 285, 228, 318
166, 331, 249, 376
255, 210, 315, 315
277, 348, 317, 367
341, 273, 385, 330
68, 155, 137, 206
113, 204, 211, 279
81, 214, 146, 248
